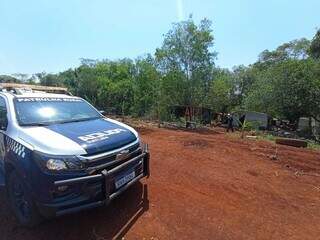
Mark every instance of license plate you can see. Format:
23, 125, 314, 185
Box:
115, 171, 135, 189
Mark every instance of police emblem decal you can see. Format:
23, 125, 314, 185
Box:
116, 149, 130, 161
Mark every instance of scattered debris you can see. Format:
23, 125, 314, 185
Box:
275, 138, 308, 148
268, 154, 278, 161
294, 171, 302, 177
270, 144, 278, 160
246, 135, 257, 139
297, 172, 320, 178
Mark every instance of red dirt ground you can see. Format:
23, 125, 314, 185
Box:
0, 126, 319, 240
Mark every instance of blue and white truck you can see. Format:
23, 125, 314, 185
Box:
0, 85, 150, 226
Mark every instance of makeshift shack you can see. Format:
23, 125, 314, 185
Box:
297, 117, 320, 138
169, 105, 214, 126
233, 111, 271, 130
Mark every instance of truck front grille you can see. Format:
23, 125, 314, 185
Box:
80, 141, 141, 173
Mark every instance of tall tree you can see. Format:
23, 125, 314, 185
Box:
12, 73, 30, 83
243, 59, 320, 122
310, 30, 320, 59
0, 75, 19, 83
132, 55, 160, 117
37, 73, 62, 87
94, 59, 135, 115
258, 38, 311, 64
155, 17, 217, 109
209, 68, 234, 113
273, 59, 320, 122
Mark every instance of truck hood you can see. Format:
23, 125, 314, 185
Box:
18, 118, 138, 155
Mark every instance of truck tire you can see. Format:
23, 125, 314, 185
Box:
7, 171, 42, 227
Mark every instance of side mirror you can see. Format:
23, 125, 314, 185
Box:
99, 110, 106, 116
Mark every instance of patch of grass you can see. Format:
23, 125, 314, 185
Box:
225, 131, 241, 139
257, 134, 276, 143
225, 129, 320, 150
307, 141, 320, 150
252, 133, 320, 151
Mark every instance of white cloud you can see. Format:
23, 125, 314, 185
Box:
176, 0, 184, 21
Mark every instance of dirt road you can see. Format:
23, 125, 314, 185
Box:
0, 127, 319, 239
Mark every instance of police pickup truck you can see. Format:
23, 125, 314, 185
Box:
0, 89, 150, 226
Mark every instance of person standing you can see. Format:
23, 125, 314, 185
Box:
227, 113, 234, 132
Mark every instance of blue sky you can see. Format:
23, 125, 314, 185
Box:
0, 0, 319, 74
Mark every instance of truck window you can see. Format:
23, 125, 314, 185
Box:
0, 97, 7, 130
14, 98, 102, 126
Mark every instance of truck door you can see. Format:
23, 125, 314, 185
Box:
0, 96, 8, 182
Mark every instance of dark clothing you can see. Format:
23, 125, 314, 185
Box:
227, 115, 234, 132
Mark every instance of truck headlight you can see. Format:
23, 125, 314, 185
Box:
33, 151, 85, 172
46, 159, 68, 171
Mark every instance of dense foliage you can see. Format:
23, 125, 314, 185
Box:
1, 18, 320, 124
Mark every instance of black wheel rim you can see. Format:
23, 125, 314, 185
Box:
11, 178, 31, 220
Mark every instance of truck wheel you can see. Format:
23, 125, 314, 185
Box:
7, 171, 42, 227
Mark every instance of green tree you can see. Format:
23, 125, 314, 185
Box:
74, 64, 100, 105
310, 30, 320, 59
95, 59, 135, 115
12, 73, 30, 83
209, 68, 234, 113
258, 38, 310, 64
58, 69, 79, 94
132, 55, 160, 117
243, 69, 278, 116
155, 17, 216, 111
0, 75, 19, 83
273, 59, 320, 122
36, 72, 62, 87
232, 65, 257, 98
244, 59, 320, 122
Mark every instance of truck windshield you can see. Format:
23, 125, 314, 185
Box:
14, 97, 102, 126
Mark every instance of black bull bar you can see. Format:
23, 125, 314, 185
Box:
53, 146, 150, 216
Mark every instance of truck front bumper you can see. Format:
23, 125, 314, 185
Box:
37, 147, 150, 218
